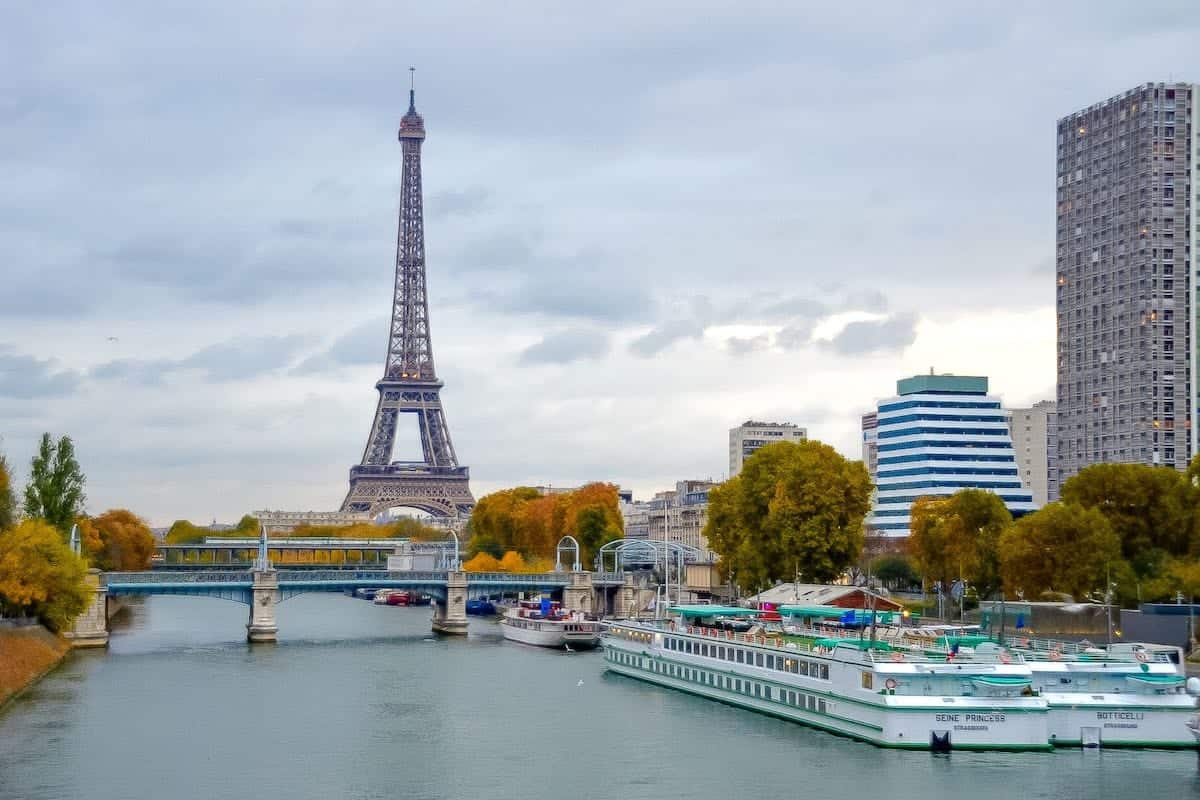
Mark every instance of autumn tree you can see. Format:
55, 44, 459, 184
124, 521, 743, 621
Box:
905, 489, 1012, 599
1061, 463, 1190, 578
78, 509, 157, 571
0, 519, 89, 631
462, 552, 502, 572
703, 440, 871, 591
998, 502, 1121, 601
466, 483, 624, 564
0, 449, 15, 531
23, 433, 86, 538
498, 551, 527, 572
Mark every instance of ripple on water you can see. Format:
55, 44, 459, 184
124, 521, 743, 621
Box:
0, 594, 1197, 800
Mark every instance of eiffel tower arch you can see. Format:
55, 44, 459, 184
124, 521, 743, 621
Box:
341, 81, 475, 519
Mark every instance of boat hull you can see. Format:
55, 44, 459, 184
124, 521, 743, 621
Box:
602, 630, 1050, 752
603, 655, 1048, 751
501, 620, 599, 650
1043, 697, 1198, 748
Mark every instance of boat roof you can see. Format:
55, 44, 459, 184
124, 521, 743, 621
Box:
814, 638, 894, 651
777, 605, 847, 618
669, 605, 762, 618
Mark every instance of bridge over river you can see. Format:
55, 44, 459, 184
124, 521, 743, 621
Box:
66, 566, 631, 646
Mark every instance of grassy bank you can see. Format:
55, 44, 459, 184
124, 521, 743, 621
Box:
0, 626, 70, 709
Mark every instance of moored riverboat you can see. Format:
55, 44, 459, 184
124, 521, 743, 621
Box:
781, 610, 1200, 749
500, 600, 600, 650
603, 606, 1051, 752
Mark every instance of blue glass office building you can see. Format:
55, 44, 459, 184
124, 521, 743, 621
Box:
865, 374, 1036, 538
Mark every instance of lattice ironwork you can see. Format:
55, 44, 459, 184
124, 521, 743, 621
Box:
342, 83, 474, 518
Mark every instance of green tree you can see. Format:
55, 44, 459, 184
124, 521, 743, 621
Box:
165, 519, 207, 544
998, 502, 1122, 601
233, 514, 259, 536
0, 519, 90, 631
0, 449, 16, 531
873, 555, 920, 590
703, 440, 871, 591
906, 496, 956, 591
905, 489, 1011, 599
1061, 463, 1190, 577
23, 433, 86, 538
575, 504, 621, 566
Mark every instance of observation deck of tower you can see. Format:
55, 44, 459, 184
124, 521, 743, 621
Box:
340, 76, 475, 518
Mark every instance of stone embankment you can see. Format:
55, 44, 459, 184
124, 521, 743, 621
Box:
0, 624, 70, 710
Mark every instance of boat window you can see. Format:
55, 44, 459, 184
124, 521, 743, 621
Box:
726, 648, 734, 662
861, 671, 873, 690
755, 653, 764, 667
820, 665, 829, 680
799, 660, 809, 676
765, 655, 775, 670
737, 650, 745, 664
818, 700, 827, 713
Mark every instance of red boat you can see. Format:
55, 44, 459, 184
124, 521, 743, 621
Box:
384, 591, 411, 606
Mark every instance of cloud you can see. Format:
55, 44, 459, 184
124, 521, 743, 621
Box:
629, 318, 707, 357
775, 322, 815, 350
91, 335, 309, 384
427, 188, 490, 218
518, 329, 609, 365
820, 313, 919, 356
0, 347, 81, 399
293, 319, 386, 374
726, 334, 770, 355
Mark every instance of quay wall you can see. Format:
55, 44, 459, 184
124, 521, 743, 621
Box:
0, 625, 70, 711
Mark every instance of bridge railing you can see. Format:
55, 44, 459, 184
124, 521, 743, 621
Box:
275, 570, 448, 582
107, 571, 251, 584
466, 572, 569, 584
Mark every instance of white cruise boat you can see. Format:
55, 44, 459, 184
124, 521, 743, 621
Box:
604, 606, 1051, 752
1013, 640, 1196, 748
500, 600, 600, 650
860, 624, 1199, 748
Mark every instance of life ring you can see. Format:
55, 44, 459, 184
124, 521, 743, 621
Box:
890, 651, 904, 662
1135, 650, 1149, 663
885, 678, 898, 690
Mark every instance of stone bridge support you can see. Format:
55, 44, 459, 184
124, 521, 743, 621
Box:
246, 570, 278, 643
431, 570, 468, 635
561, 571, 594, 614
65, 569, 109, 648
612, 574, 637, 619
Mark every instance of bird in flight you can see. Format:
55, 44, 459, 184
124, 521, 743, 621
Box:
106, 336, 119, 342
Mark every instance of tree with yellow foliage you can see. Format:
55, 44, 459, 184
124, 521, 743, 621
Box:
462, 552, 502, 572
0, 519, 89, 631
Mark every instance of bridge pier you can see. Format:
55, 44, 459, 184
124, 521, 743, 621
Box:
64, 569, 109, 648
246, 570, 279, 643
561, 571, 594, 614
611, 574, 637, 618
431, 570, 468, 635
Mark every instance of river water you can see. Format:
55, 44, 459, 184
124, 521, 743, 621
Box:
1, 594, 1197, 800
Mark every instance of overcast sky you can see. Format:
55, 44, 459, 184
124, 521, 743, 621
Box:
3, 2, 1198, 525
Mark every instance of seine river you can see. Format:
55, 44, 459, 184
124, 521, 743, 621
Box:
1, 594, 1198, 800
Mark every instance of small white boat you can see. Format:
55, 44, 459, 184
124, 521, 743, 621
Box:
500, 600, 599, 650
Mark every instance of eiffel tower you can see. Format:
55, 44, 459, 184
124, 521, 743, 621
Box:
341, 79, 474, 518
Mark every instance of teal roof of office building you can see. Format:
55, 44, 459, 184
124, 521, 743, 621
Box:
896, 374, 988, 396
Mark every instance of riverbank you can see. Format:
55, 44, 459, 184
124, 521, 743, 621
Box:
0, 625, 70, 710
